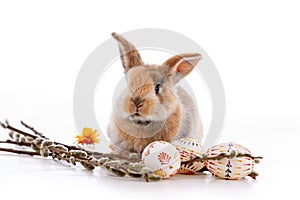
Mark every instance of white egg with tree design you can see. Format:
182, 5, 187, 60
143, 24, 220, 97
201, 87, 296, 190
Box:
142, 141, 181, 178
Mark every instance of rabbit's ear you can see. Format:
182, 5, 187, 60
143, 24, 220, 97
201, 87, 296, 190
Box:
112, 32, 144, 72
163, 53, 202, 83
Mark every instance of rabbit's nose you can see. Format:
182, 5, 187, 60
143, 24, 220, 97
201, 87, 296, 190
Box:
131, 97, 144, 108
135, 104, 143, 112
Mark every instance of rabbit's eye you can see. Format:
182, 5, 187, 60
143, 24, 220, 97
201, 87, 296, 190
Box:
154, 84, 160, 94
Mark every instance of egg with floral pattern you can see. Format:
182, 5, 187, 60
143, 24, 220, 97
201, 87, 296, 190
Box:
172, 138, 205, 174
205, 142, 255, 180
142, 141, 181, 178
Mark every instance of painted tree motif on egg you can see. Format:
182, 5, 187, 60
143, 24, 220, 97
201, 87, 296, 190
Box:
205, 142, 255, 180
157, 152, 171, 165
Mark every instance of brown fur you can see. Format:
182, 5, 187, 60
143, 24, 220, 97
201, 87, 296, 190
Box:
114, 105, 181, 152
112, 32, 144, 72
108, 33, 203, 153
163, 53, 202, 82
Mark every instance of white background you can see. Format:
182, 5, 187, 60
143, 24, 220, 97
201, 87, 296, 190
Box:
0, 0, 299, 199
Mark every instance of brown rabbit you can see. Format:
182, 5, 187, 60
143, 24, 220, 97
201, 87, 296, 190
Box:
108, 32, 203, 153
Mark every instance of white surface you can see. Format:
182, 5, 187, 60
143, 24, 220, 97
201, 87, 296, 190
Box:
0, 0, 300, 200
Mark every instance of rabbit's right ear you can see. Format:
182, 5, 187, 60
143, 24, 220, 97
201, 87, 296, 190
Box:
112, 32, 144, 72
163, 53, 202, 84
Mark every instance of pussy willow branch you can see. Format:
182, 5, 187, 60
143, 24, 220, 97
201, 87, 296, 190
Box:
182, 153, 263, 165
0, 121, 140, 162
0, 147, 40, 156
0, 140, 133, 164
181, 153, 262, 180
0, 119, 262, 181
0, 121, 38, 139
0, 121, 93, 152
0, 139, 128, 170
47, 146, 156, 181
21, 120, 48, 139
0, 138, 159, 181
1, 120, 78, 150
204, 152, 263, 161
0, 120, 139, 162
0, 120, 161, 182
48, 146, 96, 164
0, 140, 31, 147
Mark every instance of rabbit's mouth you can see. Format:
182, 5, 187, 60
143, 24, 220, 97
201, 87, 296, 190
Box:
129, 114, 151, 126
132, 119, 151, 126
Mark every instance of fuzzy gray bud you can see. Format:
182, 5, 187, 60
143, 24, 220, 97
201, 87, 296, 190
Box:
40, 149, 50, 157
69, 150, 88, 158
9, 131, 14, 139
19, 135, 26, 143
52, 145, 68, 152
80, 161, 95, 171
98, 157, 109, 166
69, 157, 76, 165
41, 140, 54, 149
13, 133, 20, 141
34, 138, 45, 148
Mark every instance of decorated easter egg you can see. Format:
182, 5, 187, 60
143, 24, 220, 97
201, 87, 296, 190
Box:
142, 141, 181, 178
205, 142, 255, 180
172, 138, 205, 174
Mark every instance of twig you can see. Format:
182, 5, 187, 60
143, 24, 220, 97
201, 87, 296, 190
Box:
197, 166, 208, 172
1, 122, 140, 162
205, 152, 263, 161
19, 121, 81, 151
1, 120, 140, 162
248, 171, 259, 180
21, 121, 48, 139
182, 153, 263, 166
0, 140, 31, 147
0, 121, 38, 139
0, 120, 160, 182
0, 147, 40, 156
1, 121, 87, 151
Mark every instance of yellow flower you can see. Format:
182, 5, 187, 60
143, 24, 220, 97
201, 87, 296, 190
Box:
109, 144, 114, 153
75, 128, 100, 145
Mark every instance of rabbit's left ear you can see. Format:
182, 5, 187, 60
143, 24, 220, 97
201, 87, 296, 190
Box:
112, 32, 144, 72
163, 53, 202, 83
